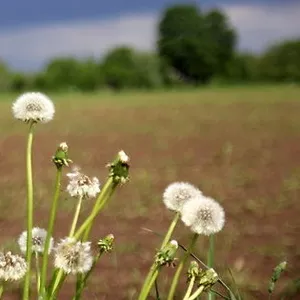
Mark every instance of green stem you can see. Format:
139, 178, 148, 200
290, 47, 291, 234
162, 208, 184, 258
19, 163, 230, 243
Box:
167, 233, 198, 300
188, 286, 204, 300
35, 252, 41, 294
207, 235, 215, 300
138, 212, 180, 300
69, 195, 83, 237
73, 252, 102, 300
48, 270, 67, 300
74, 177, 117, 240
140, 268, 160, 300
49, 177, 117, 298
183, 276, 196, 300
39, 167, 62, 296
23, 121, 35, 300
0, 284, 3, 299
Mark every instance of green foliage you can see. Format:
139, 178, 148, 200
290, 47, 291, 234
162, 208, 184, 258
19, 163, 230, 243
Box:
157, 4, 236, 84
259, 39, 300, 82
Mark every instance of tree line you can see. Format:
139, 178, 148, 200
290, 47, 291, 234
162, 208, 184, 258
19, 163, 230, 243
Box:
1, 4, 300, 93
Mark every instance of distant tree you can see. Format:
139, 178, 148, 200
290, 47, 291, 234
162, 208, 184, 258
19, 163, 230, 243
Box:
259, 39, 300, 82
157, 4, 236, 84
43, 57, 81, 90
203, 9, 236, 76
223, 52, 259, 82
101, 46, 138, 90
10, 73, 29, 92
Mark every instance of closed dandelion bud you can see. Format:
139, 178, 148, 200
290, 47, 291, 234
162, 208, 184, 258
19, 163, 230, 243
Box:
107, 150, 130, 184
155, 240, 178, 267
52, 142, 73, 168
268, 261, 287, 294
187, 261, 200, 282
198, 268, 218, 290
97, 234, 114, 253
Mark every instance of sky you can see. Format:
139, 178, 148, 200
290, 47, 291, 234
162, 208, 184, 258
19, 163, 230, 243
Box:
0, 0, 299, 71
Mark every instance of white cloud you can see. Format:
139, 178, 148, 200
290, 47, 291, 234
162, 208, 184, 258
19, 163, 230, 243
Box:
222, 3, 300, 52
0, 3, 300, 71
0, 13, 158, 70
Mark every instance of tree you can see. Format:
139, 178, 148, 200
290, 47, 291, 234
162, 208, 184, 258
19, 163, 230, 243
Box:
259, 39, 300, 82
0, 60, 11, 92
157, 4, 236, 84
101, 47, 138, 90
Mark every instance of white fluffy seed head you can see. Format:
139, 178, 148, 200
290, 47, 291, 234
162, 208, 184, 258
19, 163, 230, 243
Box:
18, 227, 53, 254
181, 196, 225, 236
163, 182, 203, 212
12, 92, 55, 123
66, 168, 100, 199
54, 237, 93, 274
0, 251, 27, 281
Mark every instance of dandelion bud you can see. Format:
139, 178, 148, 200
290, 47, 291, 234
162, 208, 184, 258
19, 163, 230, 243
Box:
52, 142, 73, 168
118, 150, 129, 163
155, 240, 178, 267
107, 151, 130, 184
12, 92, 55, 123
268, 261, 287, 294
198, 268, 218, 290
97, 234, 115, 253
0, 252, 27, 281
187, 261, 200, 282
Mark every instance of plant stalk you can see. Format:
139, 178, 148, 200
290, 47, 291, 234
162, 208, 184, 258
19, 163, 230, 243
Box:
167, 233, 198, 300
23, 121, 35, 300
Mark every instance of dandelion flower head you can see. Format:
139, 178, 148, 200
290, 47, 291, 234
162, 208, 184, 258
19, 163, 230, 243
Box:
181, 196, 225, 235
12, 92, 55, 123
0, 251, 27, 281
18, 227, 53, 254
54, 237, 93, 274
118, 150, 129, 163
66, 167, 100, 199
163, 182, 203, 212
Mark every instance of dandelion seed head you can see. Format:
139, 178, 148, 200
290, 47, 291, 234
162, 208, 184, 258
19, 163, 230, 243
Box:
181, 196, 225, 235
54, 237, 93, 274
12, 92, 55, 123
66, 168, 100, 199
163, 182, 203, 212
18, 227, 53, 254
0, 252, 27, 281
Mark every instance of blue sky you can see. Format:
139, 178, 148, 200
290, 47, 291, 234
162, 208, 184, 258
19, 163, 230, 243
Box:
0, 0, 299, 71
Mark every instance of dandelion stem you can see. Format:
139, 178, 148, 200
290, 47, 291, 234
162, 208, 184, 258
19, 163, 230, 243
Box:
167, 233, 198, 300
35, 252, 41, 294
188, 286, 204, 300
138, 212, 180, 300
0, 284, 4, 299
69, 195, 83, 237
74, 177, 117, 240
73, 252, 102, 300
23, 121, 35, 300
207, 235, 215, 300
183, 276, 196, 300
40, 167, 62, 296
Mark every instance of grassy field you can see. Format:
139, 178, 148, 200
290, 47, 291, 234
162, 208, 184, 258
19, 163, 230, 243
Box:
1, 85, 300, 299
